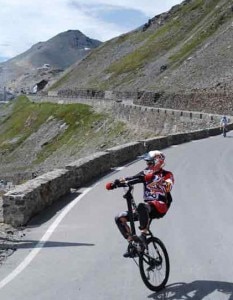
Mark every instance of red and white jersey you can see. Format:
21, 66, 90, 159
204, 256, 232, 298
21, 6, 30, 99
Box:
142, 169, 174, 201
125, 168, 174, 203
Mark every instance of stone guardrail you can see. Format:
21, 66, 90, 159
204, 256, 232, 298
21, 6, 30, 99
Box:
30, 94, 222, 120
48, 88, 233, 115
29, 95, 223, 135
3, 124, 233, 227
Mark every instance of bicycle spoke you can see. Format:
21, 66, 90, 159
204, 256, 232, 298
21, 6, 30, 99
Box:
139, 237, 169, 291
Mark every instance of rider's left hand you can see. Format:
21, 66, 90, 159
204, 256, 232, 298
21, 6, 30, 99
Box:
163, 180, 172, 192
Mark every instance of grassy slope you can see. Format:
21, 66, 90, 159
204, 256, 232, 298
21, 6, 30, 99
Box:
0, 96, 100, 154
49, 0, 231, 91
0, 96, 154, 177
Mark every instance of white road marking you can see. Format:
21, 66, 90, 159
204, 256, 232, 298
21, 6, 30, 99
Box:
0, 187, 92, 290
111, 167, 125, 171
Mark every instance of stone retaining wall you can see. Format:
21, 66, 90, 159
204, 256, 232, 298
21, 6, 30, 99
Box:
47, 89, 233, 115
139, 92, 233, 116
3, 124, 233, 227
112, 103, 221, 134
29, 95, 223, 135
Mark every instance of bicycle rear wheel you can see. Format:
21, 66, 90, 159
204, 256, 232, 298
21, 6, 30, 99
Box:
139, 236, 170, 291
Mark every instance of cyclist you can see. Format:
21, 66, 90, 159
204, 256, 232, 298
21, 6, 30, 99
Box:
220, 115, 229, 137
113, 150, 174, 258
220, 115, 228, 130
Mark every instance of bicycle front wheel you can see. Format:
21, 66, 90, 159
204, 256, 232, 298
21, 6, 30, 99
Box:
139, 237, 170, 291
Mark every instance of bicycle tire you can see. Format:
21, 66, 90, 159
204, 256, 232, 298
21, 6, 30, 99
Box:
139, 236, 170, 291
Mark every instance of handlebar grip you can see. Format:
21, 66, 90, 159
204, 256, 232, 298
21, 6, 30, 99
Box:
106, 179, 123, 190
106, 182, 115, 190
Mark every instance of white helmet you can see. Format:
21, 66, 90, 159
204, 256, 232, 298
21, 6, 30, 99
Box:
143, 150, 165, 172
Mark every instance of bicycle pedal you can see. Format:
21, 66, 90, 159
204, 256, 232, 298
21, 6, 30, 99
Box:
123, 246, 138, 258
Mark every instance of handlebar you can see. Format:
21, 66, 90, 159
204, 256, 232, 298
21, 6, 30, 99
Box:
105, 179, 133, 191
105, 173, 156, 191
106, 179, 136, 211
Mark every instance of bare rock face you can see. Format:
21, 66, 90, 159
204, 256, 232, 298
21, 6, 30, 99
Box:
0, 30, 102, 93
0, 220, 24, 265
51, 0, 233, 98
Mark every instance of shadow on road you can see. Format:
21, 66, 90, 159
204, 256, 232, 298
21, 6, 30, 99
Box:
0, 190, 96, 250
1, 239, 95, 250
148, 281, 233, 299
0, 190, 95, 262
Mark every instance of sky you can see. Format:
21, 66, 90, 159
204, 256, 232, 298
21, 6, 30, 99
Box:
0, 0, 183, 62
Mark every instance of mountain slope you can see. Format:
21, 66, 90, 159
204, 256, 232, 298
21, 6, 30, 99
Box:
0, 30, 102, 93
9, 30, 101, 70
0, 97, 156, 184
51, 0, 233, 93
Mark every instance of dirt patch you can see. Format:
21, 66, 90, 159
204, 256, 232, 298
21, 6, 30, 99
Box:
0, 222, 24, 265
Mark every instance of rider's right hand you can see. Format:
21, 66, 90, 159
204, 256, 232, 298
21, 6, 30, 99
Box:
105, 179, 121, 190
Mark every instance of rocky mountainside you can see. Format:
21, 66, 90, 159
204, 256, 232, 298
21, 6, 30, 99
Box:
0, 96, 158, 185
1, 0, 232, 258
50, 0, 233, 96
0, 30, 102, 94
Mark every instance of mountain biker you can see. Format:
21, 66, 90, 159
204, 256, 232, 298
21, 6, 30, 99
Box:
108, 150, 174, 258
220, 115, 228, 130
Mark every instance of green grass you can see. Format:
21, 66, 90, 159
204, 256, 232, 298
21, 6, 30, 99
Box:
0, 96, 102, 155
48, 72, 71, 90
47, 0, 227, 91
0, 96, 138, 169
105, 20, 182, 76
169, 0, 229, 64
104, 0, 222, 79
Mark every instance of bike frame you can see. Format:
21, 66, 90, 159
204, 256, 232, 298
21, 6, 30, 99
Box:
123, 183, 154, 238
123, 184, 137, 236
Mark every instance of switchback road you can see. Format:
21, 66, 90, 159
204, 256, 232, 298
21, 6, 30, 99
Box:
0, 131, 233, 299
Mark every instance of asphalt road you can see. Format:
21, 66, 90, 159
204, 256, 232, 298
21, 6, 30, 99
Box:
0, 131, 233, 299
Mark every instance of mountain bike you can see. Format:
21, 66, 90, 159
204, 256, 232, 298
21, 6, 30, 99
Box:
106, 180, 170, 292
